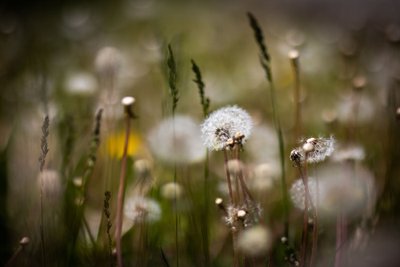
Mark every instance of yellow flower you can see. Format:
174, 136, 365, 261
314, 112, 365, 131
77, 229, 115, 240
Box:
105, 131, 141, 158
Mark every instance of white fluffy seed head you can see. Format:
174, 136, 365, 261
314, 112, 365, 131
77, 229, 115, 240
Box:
302, 142, 314, 153
64, 72, 97, 95
292, 136, 335, 165
148, 115, 206, 164
124, 196, 161, 224
161, 182, 183, 200
290, 177, 318, 211
332, 144, 365, 162
121, 96, 135, 106
201, 106, 253, 151
237, 225, 272, 257
316, 163, 376, 218
305, 136, 335, 163
95, 46, 122, 77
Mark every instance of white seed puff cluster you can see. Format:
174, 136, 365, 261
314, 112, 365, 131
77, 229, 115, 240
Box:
124, 196, 161, 224
148, 115, 206, 164
290, 136, 335, 165
201, 105, 253, 151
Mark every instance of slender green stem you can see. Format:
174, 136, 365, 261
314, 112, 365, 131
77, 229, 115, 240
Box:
247, 12, 290, 237
202, 150, 210, 266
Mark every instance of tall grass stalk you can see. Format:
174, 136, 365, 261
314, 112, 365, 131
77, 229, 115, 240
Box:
38, 115, 50, 267
103, 191, 113, 267
167, 44, 180, 267
191, 59, 211, 266
247, 12, 290, 237
115, 99, 135, 267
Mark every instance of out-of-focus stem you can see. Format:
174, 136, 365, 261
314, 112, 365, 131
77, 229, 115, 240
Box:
289, 50, 301, 143
115, 114, 131, 267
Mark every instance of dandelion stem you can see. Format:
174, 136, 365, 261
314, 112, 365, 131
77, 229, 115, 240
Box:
298, 163, 309, 267
310, 179, 319, 267
5, 238, 29, 267
223, 150, 234, 204
115, 112, 132, 267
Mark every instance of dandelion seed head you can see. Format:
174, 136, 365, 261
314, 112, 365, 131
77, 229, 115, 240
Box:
224, 205, 240, 227
290, 177, 318, 211
124, 196, 161, 224
64, 72, 97, 95
290, 148, 305, 165
148, 115, 205, 164
237, 225, 272, 257
248, 163, 277, 192
337, 94, 375, 124
161, 182, 183, 200
332, 144, 365, 162
201, 106, 253, 151
305, 136, 335, 163
95, 46, 122, 77
316, 163, 376, 218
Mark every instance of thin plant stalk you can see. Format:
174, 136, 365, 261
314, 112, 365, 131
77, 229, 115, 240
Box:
334, 214, 343, 267
298, 163, 310, 267
115, 112, 132, 267
223, 150, 234, 204
191, 59, 211, 266
289, 50, 302, 143
310, 178, 319, 267
247, 12, 290, 237
167, 44, 180, 267
83, 216, 96, 247
39, 115, 49, 267
5, 238, 29, 267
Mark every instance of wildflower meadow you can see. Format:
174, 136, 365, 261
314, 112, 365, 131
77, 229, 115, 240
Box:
1, 1, 400, 267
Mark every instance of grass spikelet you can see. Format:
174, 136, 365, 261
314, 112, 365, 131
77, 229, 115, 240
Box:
167, 44, 179, 115
39, 115, 50, 172
247, 12, 272, 82
191, 59, 210, 117
191, 58, 211, 266
247, 12, 289, 237
103, 191, 113, 267
38, 115, 50, 267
